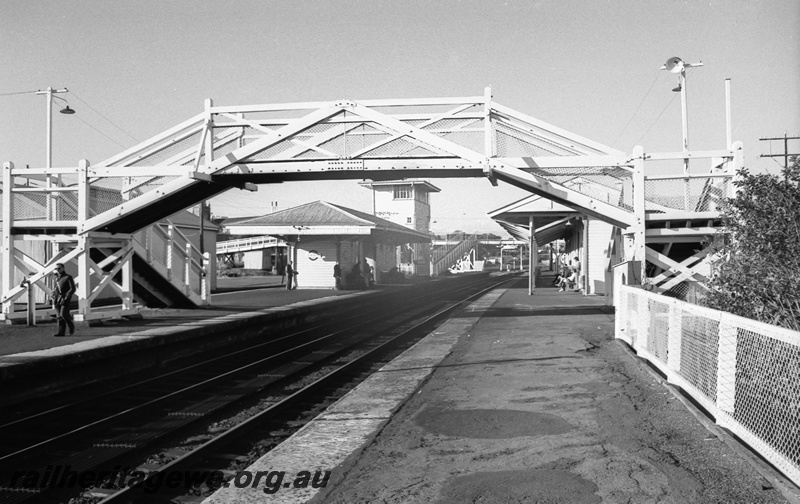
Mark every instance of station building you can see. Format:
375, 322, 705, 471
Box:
222, 200, 431, 289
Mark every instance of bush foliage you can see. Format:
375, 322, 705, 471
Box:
703, 158, 800, 331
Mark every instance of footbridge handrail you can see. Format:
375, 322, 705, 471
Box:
430, 234, 479, 276
216, 236, 284, 255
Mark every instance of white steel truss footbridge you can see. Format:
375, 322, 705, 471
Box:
2, 88, 742, 322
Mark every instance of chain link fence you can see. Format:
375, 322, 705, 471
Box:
616, 285, 800, 487
645, 176, 730, 213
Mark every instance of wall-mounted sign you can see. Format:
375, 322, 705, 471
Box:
307, 250, 320, 261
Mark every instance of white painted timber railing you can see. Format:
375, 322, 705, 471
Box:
430, 234, 479, 276
135, 220, 210, 305
216, 236, 283, 255
616, 285, 800, 486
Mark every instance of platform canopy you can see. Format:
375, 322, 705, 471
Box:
489, 181, 608, 245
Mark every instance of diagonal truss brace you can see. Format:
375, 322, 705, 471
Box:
81, 103, 346, 233
339, 102, 636, 228
646, 246, 710, 291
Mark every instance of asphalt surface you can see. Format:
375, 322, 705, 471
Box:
320, 277, 794, 504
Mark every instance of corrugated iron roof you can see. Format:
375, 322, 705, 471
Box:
232, 201, 372, 227
226, 201, 430, 239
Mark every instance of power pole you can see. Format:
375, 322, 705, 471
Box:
759, 134, 800, 169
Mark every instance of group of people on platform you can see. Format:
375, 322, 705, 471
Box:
554, 256, 582, 292
280, 258, 374, 291
340, 259, 374, 290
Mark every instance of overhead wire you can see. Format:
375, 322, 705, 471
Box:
72, 115, 129, 149
612, 71, 662, 147
633, 93, 679, 147
68, 90, 140, 143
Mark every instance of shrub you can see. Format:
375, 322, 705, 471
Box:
703, 158, 800, 331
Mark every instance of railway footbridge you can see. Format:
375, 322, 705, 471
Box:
2, 87, 741, 322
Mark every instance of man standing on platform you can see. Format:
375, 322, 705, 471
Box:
52, 262, 76, 337
333, 261, 342, 290
286, 261, 296, 290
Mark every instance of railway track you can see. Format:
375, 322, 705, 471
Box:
0, 273, 515, 504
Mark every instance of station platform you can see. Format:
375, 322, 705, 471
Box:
0, 275, 378, 396
204, 274, 795, 504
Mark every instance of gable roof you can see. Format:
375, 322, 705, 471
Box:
233, 201, 373, 227
223, 200, 430, 241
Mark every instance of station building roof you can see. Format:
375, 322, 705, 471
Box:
222, 200, 431, 243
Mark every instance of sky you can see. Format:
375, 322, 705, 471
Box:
2, 0, 798, 236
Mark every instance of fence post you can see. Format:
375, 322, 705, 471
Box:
634, 291, 650, 353
715, 315, 737, 426
614, 285, 626, 340
666, 298, 683, 384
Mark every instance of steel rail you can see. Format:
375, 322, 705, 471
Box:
99, 275, 515, 504
0, 274, 509, 503
0, 284, 451, 461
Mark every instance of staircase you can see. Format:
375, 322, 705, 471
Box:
430, 234, 479, 276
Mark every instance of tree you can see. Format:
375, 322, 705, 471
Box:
703, 158, 800, 331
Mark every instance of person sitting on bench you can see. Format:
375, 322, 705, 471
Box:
557, 268, 578, 292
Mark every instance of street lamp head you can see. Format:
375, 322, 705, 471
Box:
59, 105, 75, 115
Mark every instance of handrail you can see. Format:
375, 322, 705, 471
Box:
135, 219, 208, 305
431, 234, 479, 276
216, 235, 282, 254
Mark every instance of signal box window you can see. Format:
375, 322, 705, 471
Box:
393, 185, 412, 199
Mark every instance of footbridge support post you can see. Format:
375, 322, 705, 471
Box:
2, 162, 14, 318
528, 215, 536, 295
630, 145, 647, 284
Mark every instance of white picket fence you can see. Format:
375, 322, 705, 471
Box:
616, 285, 800, 486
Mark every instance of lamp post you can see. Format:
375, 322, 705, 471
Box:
34, 87, 74, 169
33, 87, 75, 220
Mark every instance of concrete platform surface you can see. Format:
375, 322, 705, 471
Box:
203, 276, 793, 504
